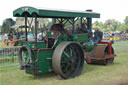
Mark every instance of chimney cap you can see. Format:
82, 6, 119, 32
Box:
86, 9, 93, 12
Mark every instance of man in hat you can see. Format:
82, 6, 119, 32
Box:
93, 27, 103, 45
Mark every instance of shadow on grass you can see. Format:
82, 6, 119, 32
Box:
83, 60, 121, 74
112, 62, 120, 65
82, 63, 99, 73
21, 60, 121, 80
27, 72, 57, 80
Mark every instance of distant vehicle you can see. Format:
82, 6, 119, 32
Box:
113, 33, 120, 41
102, 33, 111, 40
102, 32, 121, 41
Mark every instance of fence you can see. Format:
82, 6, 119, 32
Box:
0, 47, 20, 68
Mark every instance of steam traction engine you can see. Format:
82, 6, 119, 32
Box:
13, 6, 116, 79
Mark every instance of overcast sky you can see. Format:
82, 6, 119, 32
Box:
0, 0, 127, 25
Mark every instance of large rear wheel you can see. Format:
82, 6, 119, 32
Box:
52, 42, 84, 79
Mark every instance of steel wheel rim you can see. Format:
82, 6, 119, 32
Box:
52, 42, 84, 79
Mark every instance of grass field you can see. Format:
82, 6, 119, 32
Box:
0, 41, 3, 47
0, 41, 7, 48
0, 41, 12, 48
0, 40, 128, 85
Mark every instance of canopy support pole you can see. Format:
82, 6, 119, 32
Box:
35, 16, 37, 42
87, 17, 92, 38
25, 15, 28, 41
80, 17, 83, 28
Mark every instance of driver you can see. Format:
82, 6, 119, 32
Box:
93, 27, 103, 45
50, 23, 64, 39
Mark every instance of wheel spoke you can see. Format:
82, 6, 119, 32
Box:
62, 63, 71, 73
70, 48, 73, 57
63, 51, 70, 58
71, 46, 78, 63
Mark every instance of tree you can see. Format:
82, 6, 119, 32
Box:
124, 16, 128, 32
1, 18, 15, 34
104, 19, 121, 32
93, 19, 121, 32
124, 16, 128, 25
117, 24, 126, 31
37, 18, 52, 29
93, 21, 104, 30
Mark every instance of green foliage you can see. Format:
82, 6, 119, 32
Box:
92, 21, 104, 30
124, 16, 128, 25
16, 17, 24, 21
46, 21, 52, 28
117, 24, 125, 31
1, 20, 9, 34
93, 17, 128, 32
124, 16, 128, 31
105, 19, 121, 31
1, 18, 15, 34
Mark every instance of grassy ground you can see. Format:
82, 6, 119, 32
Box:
0, 41, 4, 47
0, 41, 12, 48
0, 40, 128, 85
0, 41, 7, 48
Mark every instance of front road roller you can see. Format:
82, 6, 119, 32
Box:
85, 41, 116, 65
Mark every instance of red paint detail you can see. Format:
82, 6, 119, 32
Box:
99, 41, 112, 56
87, 57, 92, 63
104, 54, 116, 58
